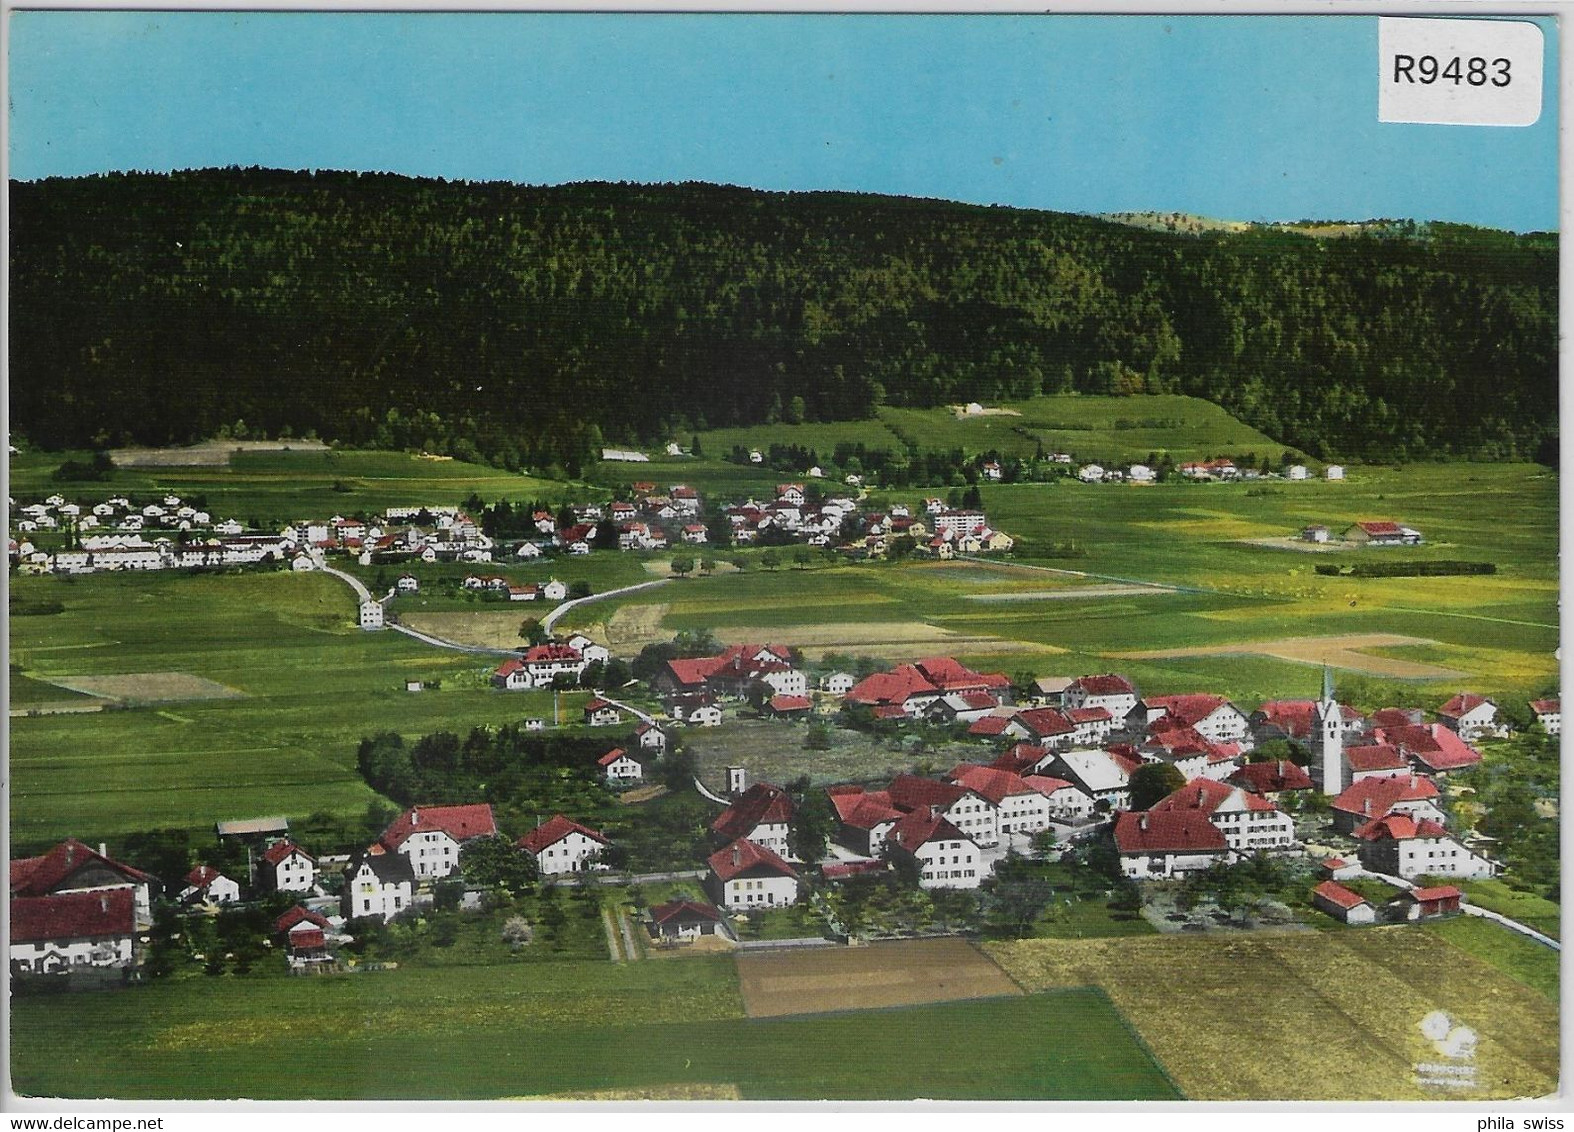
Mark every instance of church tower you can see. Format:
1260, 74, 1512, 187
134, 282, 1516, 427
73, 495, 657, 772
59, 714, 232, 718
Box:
1317, 665, 1344, 796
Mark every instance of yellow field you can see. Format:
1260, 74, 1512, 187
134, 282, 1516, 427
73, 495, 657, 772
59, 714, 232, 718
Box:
986, 927, 1558, 1101
1114, 633, 1466, 680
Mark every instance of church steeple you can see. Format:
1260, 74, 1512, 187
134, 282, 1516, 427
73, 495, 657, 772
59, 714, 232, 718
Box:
1318, 665, 1344, 796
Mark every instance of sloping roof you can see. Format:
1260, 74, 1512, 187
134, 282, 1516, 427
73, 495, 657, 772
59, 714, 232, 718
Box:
1113, 811, 1226, 855
968, 714, 1013, 737
215, 816, 290, 837
712, 784, 793, 841
1369, 707, 1424, 730
888, 774, 969, 813
597, 747, 635, 767
519, 814, 608, 854
1355, 520, 1403, 536
11, 887, 136, 943
1145, 694, 1231, 727
1530, 698, 1560, 714
1332, 775, 1440, 819
1152, 778, 1278, 816
947, 763, 1036, 805
1015, 707, 1073, 738
1405, 885, 1463, 902
1376, 724, 1482, 772
1229, 760, 1314, 794
1352, 814, 1452, 842
261, 839, 315, 867
1071, 674, 1136, 697
1438, 693, 1493, 720
1067, 707, 1113, 724
846, 665, 940, 707
1022, 774, 1077, 797
347, 847, 416, 885
10, 839, 155, 897
885, 809, 972, 853
708, 838, 798, 882
275, 905, 332, 934
381, 804, 498, 850
828, 788, 902, 830
649, 899, 722, 926
1345, 744, 1408, 773
914, 656, 1009, 691
494, 658, 526, 678
1312, 881, 1371, 911
1054, 748, 1133, 793
184, 865, 228, 889
768, 694, 813, 712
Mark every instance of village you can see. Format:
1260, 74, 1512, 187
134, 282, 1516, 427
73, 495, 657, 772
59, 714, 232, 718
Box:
11, 586, 1558, 977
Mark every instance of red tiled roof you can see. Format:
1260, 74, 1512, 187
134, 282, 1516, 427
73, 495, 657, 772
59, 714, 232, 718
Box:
915, 656, 1009, 691
846, 665, 939, 707
708, 838, 798, 882
184, 865, 227, 889
260, 839, 314, 867
1407, 885, 1463, 902
597, 747, 632, 767
519, 814, 608, 854
649, 899, 722, 926
1022, 774, 1076, 797
10, 839, 154, 897
1113, 810, 1226, 854
1356, 520, 1403, 536
494, 658, 526, 678
664, 657, 722, 687
1369, 707, 1423, 729
888, 774, 968, 814
1352, 814, 1451, 842
1152, 778, 1279, 816
829, 788, 902, 830
388, 804, 498, 848
1438, 693, 1492, 720
1072, 674, 1136, 697
1144, 721, 1217, 758
947, 763, 1036, 805
1530, 698, 1560, 714
1376, 724, 1482, 772
872, 704, 909, 720
821, 860, 889, 881
1253, 700, 1317, 739
11, 887, 135, 943
1332, 774, 1439, 819
275, 905, 331, 934
968, 715, 1012, 737
885, 809, 971, 853
1144, 694, 1229, 727
990, 742, 1049, 776
1229, 760, 1314, 794
1067, 707, 1113, 725
1345, 744, 1408, 773
584, 697, 617, 712
1312, 881, 1371, 911
712, 784, 793, 842
525, 644, 582, 664
1015, 707, 1073, 738
768, 694, 813, 713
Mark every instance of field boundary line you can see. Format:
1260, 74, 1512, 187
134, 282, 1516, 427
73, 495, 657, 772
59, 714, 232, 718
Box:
1082, 983, 1187, 1101
969, 939, 1031, 995
601, 907, 623, 962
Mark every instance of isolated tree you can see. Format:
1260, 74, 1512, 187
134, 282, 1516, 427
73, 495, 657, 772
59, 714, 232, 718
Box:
670, 555, 695, 578
1128, 762, 1186, 811
699, 556, 717, 575
760, 549, 782, 571
804, 722, 832, 751
518, 617, 548, 645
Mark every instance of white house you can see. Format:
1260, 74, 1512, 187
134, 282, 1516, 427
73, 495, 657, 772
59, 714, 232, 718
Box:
711, 783, 794, 858
359, 600, 385, 630
10, 888, 138, 975
1143, 694, 1252, 748
706, 839, 800, 909
492, 658, 533, 691
820, 672, 856, 696
1530, 697, 1560, 735
1114, 810, 1229, 879
519, 814, 610, 876
598, 747, 645, 783
1042, 748, 1135, 811
828, 787, 903, 857
1022, 775, 1095, 821
1150, 779, 1297, 854
259, 841, 318, 894
1287, 465, 1309, 481
1064, 674, 1139, 721
948, 764, 1054, 838
178, 866, 240, 906
1436, 693, 1502, 742
888, 775, 999, 848
380, 804, 498, 881
1325, 465, 1345, 481
687, 704, 724, 727
1353, 814, 1497, 880
1077, 465, 1105, 484
541, 580, 568, 601
566, 633, 611, 665
341, 850, 415, 923
883, 811, 983, 890
395, 574, 419, 593
1128, 464, 1156, 483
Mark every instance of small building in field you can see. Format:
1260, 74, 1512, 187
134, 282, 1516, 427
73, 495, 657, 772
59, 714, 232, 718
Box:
1344, 520, 1421, 546
635, 723, 667, 753
1302, 525, 1330, 544
647, 899, 734, 942
359, 600, 385, 630
275, 905, 336, 965
1311, 881, 1376, 925
1325, 465, 1345, 481
598, 747, 645, 783
1388, 884, 1463, 921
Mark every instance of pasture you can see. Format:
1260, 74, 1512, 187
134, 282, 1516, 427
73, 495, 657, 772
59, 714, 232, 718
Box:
987, 924, 1559, 1101
9, 950, 1176, 1100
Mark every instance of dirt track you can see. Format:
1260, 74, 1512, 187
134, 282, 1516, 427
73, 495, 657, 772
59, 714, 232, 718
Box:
736, 937, 1021, 1018
1114, 632, 1465, 680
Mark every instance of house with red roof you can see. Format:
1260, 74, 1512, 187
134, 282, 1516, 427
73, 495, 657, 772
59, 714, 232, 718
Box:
1251, 699, 1363, 744
882, 810, 983, 890
1372, 724, 1482, 776
1344, 520, 1421, 546
947, 763, 1055, 838
10, 839, 157, 929
706, 839, 800, 910
1311, 881, 1377, 925
1343, 743, 1410, 783
827, 786, 903, 857
598, 747, 646, 783
1038, 748, 1136, 811
1066, 706, 1117, 746
711, 784, 794, 858
1114, 811, 1228, 879
342, 847, 415, 922
584, 697, 625, 726
1143, 694, 1252, 748
379, 804, 498, 881
492, 657, 533, 691
1530, 697, 1560, 735
634, 722, 668, 753
967, 712, 1015, 739
178, 865, 240, 906
1006, 707, 1077, 747
519, 815, 610, 876
1021, 775, 1095, 821
1063, 674, 1139, 721
1150, 778, 1297, 854
844, 657, 1009, 719
1139, 720, 1242, 782
655, 644, 804, 701
1390, 884, 1464, 921
1331, 775, 1443, 835
888, 774, 999, 847
1227, 759, 1313, 799
766, 694, 814, 719
647, 899, 733, 942
923, 690, 1003, 725
1352, 815, 1496, 880
275, 905, 335, 965
10, 887, 139, 976
1437, 693, 1502, 742
258, 840, 318, 894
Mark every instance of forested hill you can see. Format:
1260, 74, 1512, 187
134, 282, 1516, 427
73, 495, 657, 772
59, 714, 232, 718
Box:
9, 169, 1558, 470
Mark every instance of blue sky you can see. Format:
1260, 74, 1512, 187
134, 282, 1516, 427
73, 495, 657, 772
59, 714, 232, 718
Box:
7, 12, 1559, 231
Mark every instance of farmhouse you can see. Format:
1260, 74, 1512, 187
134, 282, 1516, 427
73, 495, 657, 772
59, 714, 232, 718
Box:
1311, 881, 1377, 925
947, 763, 1054, 837
1149, 778, 1296, 854
647, 899, 733, 942
712, 783, 794, 857
1114, 811, 1228, 879
519, 815, 610, 875
380, 804, 498, 880
359, 599, 385, 630
583, 698, 625, 726
1142, 694, 1252, 748
1352, 815, 1497, 880
1389, 885, 1464, 921
492, 658, 533, 691
656, 644, 803, 701
341, 849, 415, 922
1139, 721, 1241, 782
827, 786, 903, 857
178, 866, 240, 906
1331, 775, 1444, 836
888, 774, 998, 847
1371, 723, 1482, 776
882, 810, 983, 890
1039, 748, 1136, 810
706, 839, 800, 910
1022, 775, 1095, 821
1530, 698, 1560, 735
1063, 674, 1139, 720
1228, 760, 1313, 799
10, 839, 156, 929
767, 694, 814, 719
845, 656, 1010, 719
599, 747, 647, 783
635, 722, 667, 753
820, 672, 856, 696
1436, 693, 1502, 741
1344, 520, 1421, 546
10, 888, 139, 976
1342, 743, 1411, 782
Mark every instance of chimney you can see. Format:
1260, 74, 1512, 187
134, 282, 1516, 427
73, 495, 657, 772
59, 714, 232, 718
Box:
1139, 813, 1149, 831
1364, 799, 1372, 816
411, 809, 419, 827
1197, 787, 1206, 807
100, 893, 108, 912
99, 842, 108, 858
731, 845, 741, 868
1278, 760, 1286, 778
66, 844, 75, 865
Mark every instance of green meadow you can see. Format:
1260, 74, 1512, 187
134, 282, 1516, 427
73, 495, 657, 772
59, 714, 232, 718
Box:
9, 956, 1176, 1100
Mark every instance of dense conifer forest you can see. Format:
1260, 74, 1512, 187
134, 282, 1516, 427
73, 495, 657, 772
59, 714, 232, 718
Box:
9, 169, 1557, 468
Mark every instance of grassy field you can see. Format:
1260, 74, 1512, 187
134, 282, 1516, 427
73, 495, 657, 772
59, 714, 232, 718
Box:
988, 924, 1559, 1101
10, 951, 1175, 1100
1423, 917, 1559, 1000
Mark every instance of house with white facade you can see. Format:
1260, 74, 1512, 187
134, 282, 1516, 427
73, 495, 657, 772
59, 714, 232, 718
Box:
178, 866, 241, 906
380, 804, 498, 881
1142, 694, 1252, 749
1040, 748, 1136, 811
827, 787, 903, 857
888, 774, 998, 848
1436, 693, 1503, 742
1114, 810, 1229, 879
258, 841, 318, 894
947, 764, 1053, 838
706, 839, 800, 910
1331, 775, 1444, 835
598, 747, 646, 783
1312, 881, 1377, 925
635, 723, 667, 753
341, 849, 415, 922
519, 814, 610, 876
10, 888, 139, 976
1149, 778, 1297, 854
1352, 814, 1497, 880
1064, 673, 1139, 721
1530, 697, 1561, 735
712, 783, 794, 857
359, 600, 385, 630
882, 811, 983, 890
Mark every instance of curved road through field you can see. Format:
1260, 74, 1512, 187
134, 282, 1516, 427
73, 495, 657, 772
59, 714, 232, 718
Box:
542, 578, 670, 633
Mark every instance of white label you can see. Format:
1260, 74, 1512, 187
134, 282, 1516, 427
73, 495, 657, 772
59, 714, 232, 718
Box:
1379, 17, 1542, 127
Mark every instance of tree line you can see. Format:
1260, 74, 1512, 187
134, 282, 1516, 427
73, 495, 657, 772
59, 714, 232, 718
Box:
10, 169, 1557, 466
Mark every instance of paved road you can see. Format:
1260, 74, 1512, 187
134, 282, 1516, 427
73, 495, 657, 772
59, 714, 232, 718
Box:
317, 563, 372, 603
543, 577, 670, 632
1461, 904, 1561, 950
